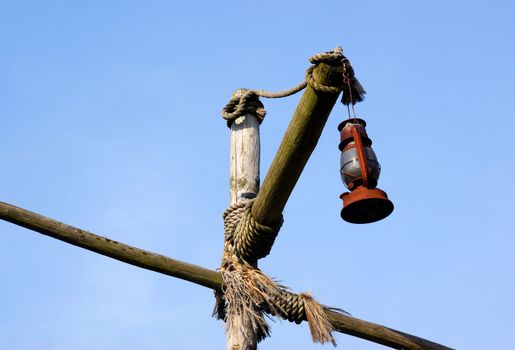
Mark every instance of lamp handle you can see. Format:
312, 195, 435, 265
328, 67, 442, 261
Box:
351, 125, 369, 188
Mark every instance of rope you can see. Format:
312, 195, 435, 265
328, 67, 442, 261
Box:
223, 200, 282, 262
254, 80, 308, 99
309, 46, 344, 65
216, 199, 342, 346
221, 89, 266, 127
221, 46, 349, 127
305, 65, 343, 93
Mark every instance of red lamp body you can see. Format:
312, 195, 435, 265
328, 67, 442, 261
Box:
338, 118, 394, 224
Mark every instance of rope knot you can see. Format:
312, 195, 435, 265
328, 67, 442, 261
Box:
308, 46, 344, 65
218, 200, 343, 346
221, 89, 266, 128
304, 46, 346, 93
220, 47, 365, 127
223, 200, 282, 262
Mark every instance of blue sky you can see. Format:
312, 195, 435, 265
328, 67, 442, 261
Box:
1, 1, 514, 349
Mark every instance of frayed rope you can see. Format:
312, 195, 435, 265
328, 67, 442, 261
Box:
216, 201, 343, 346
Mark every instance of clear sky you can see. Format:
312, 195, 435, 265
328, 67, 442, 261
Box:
1, 1, 514, 349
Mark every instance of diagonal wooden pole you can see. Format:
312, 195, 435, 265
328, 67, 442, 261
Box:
251, 60, 341, 227
0, 201, 453, 350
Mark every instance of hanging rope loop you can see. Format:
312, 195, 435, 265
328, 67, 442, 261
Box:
221, 47, 363, 127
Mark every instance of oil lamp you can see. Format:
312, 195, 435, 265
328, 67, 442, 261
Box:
338, 118, 393, 224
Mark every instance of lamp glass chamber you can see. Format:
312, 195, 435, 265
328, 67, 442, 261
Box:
340, 146, 381, 189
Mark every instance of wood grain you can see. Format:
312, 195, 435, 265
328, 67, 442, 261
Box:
251, 62, 340, 226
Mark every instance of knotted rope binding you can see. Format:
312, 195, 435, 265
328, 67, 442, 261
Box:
223, 200, 282, 262
216, 200, 341, 346
217, 47, 355, 347
221, 46, 364, 127
221, 90, 266, 127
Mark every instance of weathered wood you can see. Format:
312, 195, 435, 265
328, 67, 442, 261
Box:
228, 102, 261, 349
325, 310, 452, 350
0, 201, 453, 350
251, 62, 340, 226
0, 201, 222, 290
229, 106, 260, 205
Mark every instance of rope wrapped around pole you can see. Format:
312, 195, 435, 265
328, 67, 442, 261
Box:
223, 200, 282, 262
216, 210, 341, 346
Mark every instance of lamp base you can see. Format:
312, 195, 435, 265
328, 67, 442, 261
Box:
340, 186, 394, 224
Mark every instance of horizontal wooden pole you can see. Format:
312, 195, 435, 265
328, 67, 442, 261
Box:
325, 310, 452, 350
0, 201, 452, 350
0, 201, 222, 290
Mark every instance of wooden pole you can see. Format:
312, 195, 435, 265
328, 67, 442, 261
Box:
0, 200, 453, 350
227, 89, 261, 350
229, 90, 260, 206
252, 62, 340, 226
325, 310, 453, 350
0, 201, 222, 289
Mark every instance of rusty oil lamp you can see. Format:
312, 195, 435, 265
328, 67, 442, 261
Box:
338, 118, 394, 224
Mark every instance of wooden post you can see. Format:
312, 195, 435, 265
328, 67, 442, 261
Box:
229, 90, 260, 206
227, 89, 261, 350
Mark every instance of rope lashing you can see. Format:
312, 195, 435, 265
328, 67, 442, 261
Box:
221, 46, 363, 127
265, 290, 307, 324
269, 291, 341, 346
215, 252, 340, 346
308, 46, 366, 103
221, 89, 266, 127
304, 65, 342, 93
223, 200, 282, 262
217, 200, 342, 346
